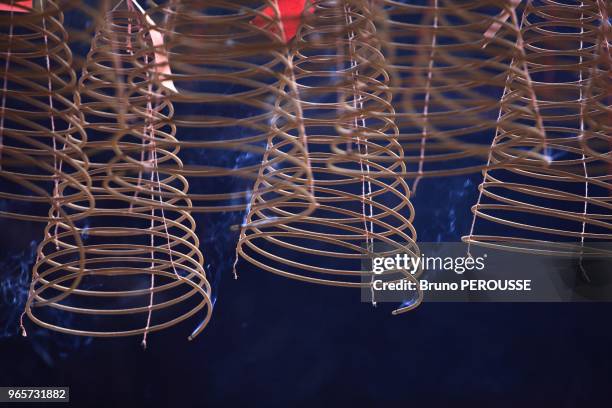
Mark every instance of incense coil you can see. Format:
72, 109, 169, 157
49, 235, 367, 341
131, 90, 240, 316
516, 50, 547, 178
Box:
103, 0, 314, 218
463, 0, 612, 256
26, 4, 212, 341
582, 0, 611, 165
0, 0, 93, 222
236, 0, 421, 314
333, 0, 546, 184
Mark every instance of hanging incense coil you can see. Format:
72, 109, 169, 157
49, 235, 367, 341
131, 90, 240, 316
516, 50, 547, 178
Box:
463, 0, 612, 256
335, 0, 546, 185
62, 1, 149, 72
0, 0, 93, 222
104, 0, 315, 219
236, 0, 422, 314
26, 3, 212, 341
582, 0, 611, 165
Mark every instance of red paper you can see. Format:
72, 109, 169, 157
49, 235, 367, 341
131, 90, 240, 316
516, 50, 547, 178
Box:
130, 0, 177, 92
0, 1, 32, 12
252, 0, 311, 43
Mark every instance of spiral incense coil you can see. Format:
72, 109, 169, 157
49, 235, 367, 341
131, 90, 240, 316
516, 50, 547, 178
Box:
463, 0, 612, 257
26, 3, 212, 341
331, 0, 546, 185
237, 0, 422, 314
582, 0, 611, 165
103, 0, 315, 218
0, 0, 93, 222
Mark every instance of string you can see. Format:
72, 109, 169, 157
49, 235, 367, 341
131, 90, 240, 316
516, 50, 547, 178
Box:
343, 1, 376, 305
412, 0, 438, 193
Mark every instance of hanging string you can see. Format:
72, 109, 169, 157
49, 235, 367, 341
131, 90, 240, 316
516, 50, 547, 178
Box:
466, 0, 545, 257
342, 0, 376, 305
412, 0, 438, 193
577, 1, 591, 281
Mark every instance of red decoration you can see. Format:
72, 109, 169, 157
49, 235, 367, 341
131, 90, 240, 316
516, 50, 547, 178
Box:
0, 1, 32, 12
252, 0, 312, 43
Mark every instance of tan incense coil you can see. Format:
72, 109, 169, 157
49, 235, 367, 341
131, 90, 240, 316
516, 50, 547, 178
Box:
105, 0, 315, 218
463, 0, 612, 256
0, 0, 93, 222
236, 0, 422, 314
342, 0, 547, 185
582, 0, 611, 165
26, 3, 212, 341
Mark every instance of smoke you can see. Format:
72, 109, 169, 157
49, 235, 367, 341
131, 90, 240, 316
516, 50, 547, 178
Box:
0, 240, 35, 339
412, 176, 478, 243
0, 238, 92, 366
194, 149, 262, 305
